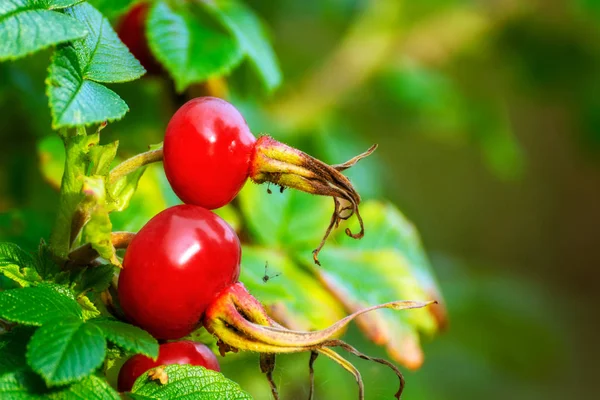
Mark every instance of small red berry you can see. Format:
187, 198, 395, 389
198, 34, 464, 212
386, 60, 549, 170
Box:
116, 2, 162, 74
117, 341, 220, 392
118, 204, 241, 339
163, 97, 256, 209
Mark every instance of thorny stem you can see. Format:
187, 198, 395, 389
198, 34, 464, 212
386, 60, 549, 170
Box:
250, 136, 377, 265
67, 231, 135, 266
108, 147, 164, 183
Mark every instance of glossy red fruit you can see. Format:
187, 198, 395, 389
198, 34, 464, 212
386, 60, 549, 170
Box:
163, 97, 256, 209
116, 3, 162, 74
118, 204, 241, 339
117, 341, 220, 392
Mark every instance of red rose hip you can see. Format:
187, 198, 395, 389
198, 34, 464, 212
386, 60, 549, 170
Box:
163, 97, 256, 209
118, 204, 241, 339
118, 341, 220, 392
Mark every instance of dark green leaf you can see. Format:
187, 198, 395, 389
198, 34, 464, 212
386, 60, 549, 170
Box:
0, 285, 82, 326
0, 0, 88, 61
147, 1, 244, 92
47, 2, 145, 128
35, 241, 61, 279
49, 375, 119, 400
91, 318, 158, 359
130, 364, 252, 399
0, 327, 34, 376
27, 316, 106, 386
76, 264, 115, 294
0, 369, 46, 399
202, 0, 282, 91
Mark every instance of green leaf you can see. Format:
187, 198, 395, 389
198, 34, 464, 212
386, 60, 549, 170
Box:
130, 364, 252, 399
107, 167, 147, 212
0, 329, 46, 398
238, 182, 332, 250
0, 265, 41, 287
0, 285, 82, 326
47, 2, 145, 128
240, 247, 345, 330
332, 201, 444, 304
89, 141, 118, 177
300, 249, 436, 369
202, 0, 282, 91
0, 242, 41, 286
0, 242, 36, 269
83, 203, 118, 265
76, 264, 115, 294
147, 1, 244, 92
49, 375, 119, 400
0, 0, 88, 61
77, 295, 100, 320
90, 318, 158, 359
35, 241, 62, 279
0, 369, 46, 399
291, 201, 446, 369
27, 316, 106, 386
0, 327, 34, 376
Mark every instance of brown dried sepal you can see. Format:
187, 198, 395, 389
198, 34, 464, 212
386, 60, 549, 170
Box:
249, 135, 377, 265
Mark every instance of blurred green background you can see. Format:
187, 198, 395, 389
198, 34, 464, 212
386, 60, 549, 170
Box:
1, 0, 598, 399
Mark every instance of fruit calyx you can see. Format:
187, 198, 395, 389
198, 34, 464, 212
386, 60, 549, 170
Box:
249, 135, 377, 265
203, 282, 435, 399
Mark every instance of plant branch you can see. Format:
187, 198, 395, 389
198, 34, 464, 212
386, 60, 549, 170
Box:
108, 148, 164, 183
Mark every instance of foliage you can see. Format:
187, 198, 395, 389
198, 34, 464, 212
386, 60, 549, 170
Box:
0, 0, 450, 398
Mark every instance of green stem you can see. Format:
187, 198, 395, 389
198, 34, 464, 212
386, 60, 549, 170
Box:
49, 128, 95, 260
108, 148, 163, 183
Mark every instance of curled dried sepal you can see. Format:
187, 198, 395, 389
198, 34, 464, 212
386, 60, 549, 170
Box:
203, 283, 436, 399
249, 136, 377, 265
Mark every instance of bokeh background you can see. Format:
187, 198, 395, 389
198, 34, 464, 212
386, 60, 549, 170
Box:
1, 0, 598, 399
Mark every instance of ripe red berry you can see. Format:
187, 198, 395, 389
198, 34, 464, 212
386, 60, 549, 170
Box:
116, 2, 162, 74
118, 204, 241, 339
163, 97, 256, 209
117, 341, 220, 392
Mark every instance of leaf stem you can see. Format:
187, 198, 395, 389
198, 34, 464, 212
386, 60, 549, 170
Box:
108, 148, 164, 183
